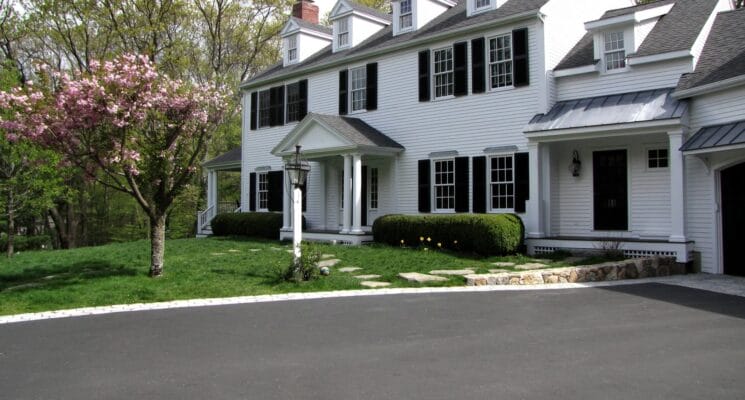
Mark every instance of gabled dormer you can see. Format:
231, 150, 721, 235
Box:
392, 0, 456, 36
466, 0, 506, 18
281, 1, 332, 67
329, 0, 391, 53
584, 1, 674, 73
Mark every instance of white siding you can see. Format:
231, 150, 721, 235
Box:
549, 135, 672, 239
555, 58, 692, 101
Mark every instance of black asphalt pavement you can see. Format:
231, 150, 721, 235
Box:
1, 283, 744, 399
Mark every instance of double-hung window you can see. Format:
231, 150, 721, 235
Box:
337, 18, 349, 48
433, 48, 454, 98
350, 67, 367, 112
258, 172, 269, 210
286, 82, 301, 122
490, 155, 514, 210
475, 0, 491, 9
287, 36, 298, 63
258, 90, 271, 128
433, 159, 455, 211
489, 34, 513, 88
400, 0, 412, 30
604, 31, 626, 71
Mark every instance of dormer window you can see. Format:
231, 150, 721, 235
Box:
287, 36, 298, 63
604, 31, 626, 71
475, 0, 490, 10
337, 18, 350, 48
400, 0, 412, 30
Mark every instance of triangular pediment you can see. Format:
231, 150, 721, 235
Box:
280, 19, 300, 37
330, 0, 353, 19
272, 116, 355, 157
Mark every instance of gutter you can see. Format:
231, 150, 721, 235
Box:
673, 74, 745, 99
240, 9, 541, 91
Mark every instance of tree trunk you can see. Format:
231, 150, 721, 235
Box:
149, 214, 167, 277
6, 189, 14, 258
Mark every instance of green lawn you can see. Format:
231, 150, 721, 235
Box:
0, 237, 584, 316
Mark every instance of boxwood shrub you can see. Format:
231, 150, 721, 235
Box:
372, 214, 524, 256
210, 212, 304, 240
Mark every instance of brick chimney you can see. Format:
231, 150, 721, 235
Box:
292, 0, 319, 25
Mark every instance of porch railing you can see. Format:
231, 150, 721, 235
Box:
217, 201, 240, 215
197, 205, 216, 233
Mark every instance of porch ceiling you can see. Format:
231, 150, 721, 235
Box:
524, 89, 688, 141
272, 113, 404, 159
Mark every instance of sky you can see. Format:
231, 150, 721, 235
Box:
314, 0, 337, 18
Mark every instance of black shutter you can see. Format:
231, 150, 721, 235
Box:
418, 159, 431, 213
366, 63, 378, 111
453, 42, 468, 97
455, 157, 470, 212
301, 182, 307, 212
514, 152, 530, 213
249, 172, 257, 211
472, 156, 486, 213
269, 87, 277, 126
361, 166, 368, 226
250, 92, 257, 130
418, 50, 430, 102
339, 69, 348, 115
513, 28, 529, 87
471, 38, 485, 94
298, 79, 308, 120
267, 171, 284, 212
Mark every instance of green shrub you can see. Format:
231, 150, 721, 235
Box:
0, 234, 52, 252
372, 214, 524, 256
210, 212, 304, 240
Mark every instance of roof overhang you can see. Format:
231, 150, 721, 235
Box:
680, 120, 745, 155
525, 119, 683, 143
673, 74, 745, 99
554, 63, 599, 78
584, 3, 673, 31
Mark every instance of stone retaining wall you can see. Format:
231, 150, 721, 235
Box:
465, 257, 683, 286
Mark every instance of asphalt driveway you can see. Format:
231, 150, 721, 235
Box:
1, 283, 744, 399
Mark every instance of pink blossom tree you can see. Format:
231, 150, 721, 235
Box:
1, 54, 230, 276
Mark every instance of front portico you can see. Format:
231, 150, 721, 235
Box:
272, 113, 404, 244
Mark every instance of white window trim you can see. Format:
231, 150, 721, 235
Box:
487, 153, 515, 213
257, 172, 269, 211
399, 0, 413, 32
487, 33, 514, 91
431, 47, 455, 100
287, 36, 298, 64
431, 158, 456, 213
336, 17, 350, 50
474, 0, 491, 11
257, 89, 271, 129
645, 145, 669, 171
349, 66, 367, 113
600, 30, 630, 74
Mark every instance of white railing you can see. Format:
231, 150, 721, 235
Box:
198, 205, 216, 233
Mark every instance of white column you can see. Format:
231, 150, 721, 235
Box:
341, 154, 352, 233
540, 144, 552, 236
282, 168, 291, 231
351, 153, 363, 234
208, 170, 218, 209
317, 162, 327, 230
526, 142, 544, 238
293, 185, 302, 262
669, 131, 686, 243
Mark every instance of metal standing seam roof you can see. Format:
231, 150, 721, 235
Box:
555, 0, 719, 71
308, 113, 404, 149
202, 147, 241, 167
243, 0, 549, 88
525, 88, 688, 133
680, 120, 745, 152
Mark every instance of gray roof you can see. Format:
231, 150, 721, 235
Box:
245, 0, 548, 87
346, 1, 392, 22
680, 120, 745, 152
555, 0, 718, 71
599, 0, 676, 20
203, 147, 241, 167
311, 113, 404, 149
525, 88, 687, 132
291, 17, 333, 35
676, 8, 745, 93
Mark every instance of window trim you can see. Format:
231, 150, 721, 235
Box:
257, 172, 269, 211
431, 47, 455, 100
487, 33, 514, 90
487, 153, 515, 213
287, 36, 298, 63
399, 0, 413, 31
349, 65, 367, 113
257, 89, 271, 129
337, 17, 350, 49
603, 30, 627, 72
431, 158, 456, 213
475, 0, 491, 10
646, 146, 669, 171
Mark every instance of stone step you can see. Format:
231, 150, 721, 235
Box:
398, 272, 448, 283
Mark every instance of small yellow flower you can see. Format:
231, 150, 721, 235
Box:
427, 237, 431, 242
453, 240, 458, 244
437, 243, 442, 248
400, 239, 405, 244
419, 236, 424, 242
423, 248, 429, 251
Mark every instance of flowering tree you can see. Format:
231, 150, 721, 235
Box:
1, 54, 230, 275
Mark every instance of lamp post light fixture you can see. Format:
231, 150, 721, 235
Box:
285, 145, 310, 275
569, 150, 582, 177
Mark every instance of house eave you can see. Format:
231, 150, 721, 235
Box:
554, 63, 599, 78
524, 118, 682, 143
682, 143, 745, 156
673, 74, 745, 99
240, 10, 540, 91
627, 50, 691, 66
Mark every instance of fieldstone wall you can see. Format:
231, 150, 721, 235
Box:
465, 257, 683, 286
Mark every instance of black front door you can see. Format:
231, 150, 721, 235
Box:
593, 150, 628, 231
721, 162, 745, 276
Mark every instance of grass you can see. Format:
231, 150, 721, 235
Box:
0, 237, 596, 316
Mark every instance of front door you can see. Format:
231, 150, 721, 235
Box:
593, 150, 628, 231
721, 162, 745, 276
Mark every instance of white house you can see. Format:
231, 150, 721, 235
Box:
199, 0, 744, 276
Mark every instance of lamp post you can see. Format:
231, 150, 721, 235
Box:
285, 145, 310, 275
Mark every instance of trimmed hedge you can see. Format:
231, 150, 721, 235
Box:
372, 214, 524, 256
211, 212, 304, 240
